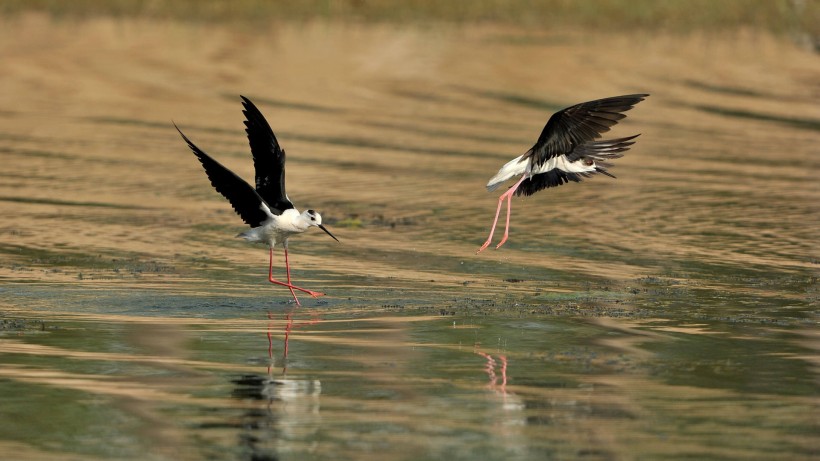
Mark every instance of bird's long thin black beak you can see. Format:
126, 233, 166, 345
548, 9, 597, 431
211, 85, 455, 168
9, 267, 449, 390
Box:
318, 224, 339, 242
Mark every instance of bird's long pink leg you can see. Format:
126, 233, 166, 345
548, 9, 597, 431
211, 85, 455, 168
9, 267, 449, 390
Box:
267, 247, 324, 304
495, 180, 517, 249
477, 193, 506, 253
477, 175, 528, 253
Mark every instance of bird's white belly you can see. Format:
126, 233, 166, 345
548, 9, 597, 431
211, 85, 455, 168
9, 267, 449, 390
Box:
264, 220, 298, 241
236, 209, 307, 246
486, 153, 596, 191
531, 155, 596, 175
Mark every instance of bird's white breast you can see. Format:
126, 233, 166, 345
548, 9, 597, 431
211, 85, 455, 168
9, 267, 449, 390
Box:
272, 208, 308, 233
237, 208, 309, 246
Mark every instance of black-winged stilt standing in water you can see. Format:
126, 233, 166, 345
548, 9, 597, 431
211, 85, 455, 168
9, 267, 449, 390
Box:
477, 94, 648, 253
175, 96, 339, 305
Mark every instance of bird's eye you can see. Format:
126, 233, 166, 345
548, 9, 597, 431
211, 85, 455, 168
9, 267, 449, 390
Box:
308, 209, 315, 214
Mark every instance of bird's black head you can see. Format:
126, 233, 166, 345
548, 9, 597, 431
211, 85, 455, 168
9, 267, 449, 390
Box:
303, 209, 339, 242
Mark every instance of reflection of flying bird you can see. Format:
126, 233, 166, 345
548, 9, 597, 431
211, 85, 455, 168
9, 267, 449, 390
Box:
477, 94, 648, 253
175, 96, 338, 305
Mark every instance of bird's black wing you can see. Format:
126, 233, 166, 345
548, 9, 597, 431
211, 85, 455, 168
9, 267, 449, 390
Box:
516, 170, 585, 197
240, 95, 294, 214
526, 94, 648, 165
175, 123, 272, 228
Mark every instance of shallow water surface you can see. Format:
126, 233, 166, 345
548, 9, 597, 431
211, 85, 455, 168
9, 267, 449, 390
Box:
0, 16, 818, 461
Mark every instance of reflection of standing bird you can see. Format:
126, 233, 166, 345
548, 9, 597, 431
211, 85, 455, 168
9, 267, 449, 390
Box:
175, 96, 338, 305
477, 94, 648, 253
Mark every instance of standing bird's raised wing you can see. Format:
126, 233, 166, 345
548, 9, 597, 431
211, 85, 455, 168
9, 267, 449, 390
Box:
175, 123, 273, 228
526, 94, 648, 166
240, 95, 294, 215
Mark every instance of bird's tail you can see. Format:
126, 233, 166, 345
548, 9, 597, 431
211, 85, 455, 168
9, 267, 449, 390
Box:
486, 153, 528, 192
236, 228, 263, 242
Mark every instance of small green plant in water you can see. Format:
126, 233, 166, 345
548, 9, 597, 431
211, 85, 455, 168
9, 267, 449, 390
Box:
335, 217, 363, 229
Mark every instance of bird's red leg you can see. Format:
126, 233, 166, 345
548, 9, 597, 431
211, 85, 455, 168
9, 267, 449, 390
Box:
267, 246, 324, 303
477, 175, 527, 252
283, 246, 300, 305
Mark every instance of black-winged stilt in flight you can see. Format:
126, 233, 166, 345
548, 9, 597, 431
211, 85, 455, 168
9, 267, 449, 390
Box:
175, 96, 339, 305
477, 94, 648, 253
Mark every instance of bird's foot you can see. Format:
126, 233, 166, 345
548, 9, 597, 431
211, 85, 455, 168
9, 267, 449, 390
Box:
268, 277, 327, 299
302, 289, 325, 299
287, 288, 323, 306
494, 234, 509, 250
476, 238, 508, 253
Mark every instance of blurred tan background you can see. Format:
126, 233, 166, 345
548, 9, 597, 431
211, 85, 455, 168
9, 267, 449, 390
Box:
1, 0, 817, 294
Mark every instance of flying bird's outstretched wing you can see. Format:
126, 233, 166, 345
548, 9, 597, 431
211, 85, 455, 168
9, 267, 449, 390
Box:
175, 123, 273, 227
241, 95, 294, 214
527, 94, 648, 165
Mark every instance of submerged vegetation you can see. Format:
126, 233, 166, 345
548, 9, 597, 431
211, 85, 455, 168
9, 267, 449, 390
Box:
0, 0, 817, 37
